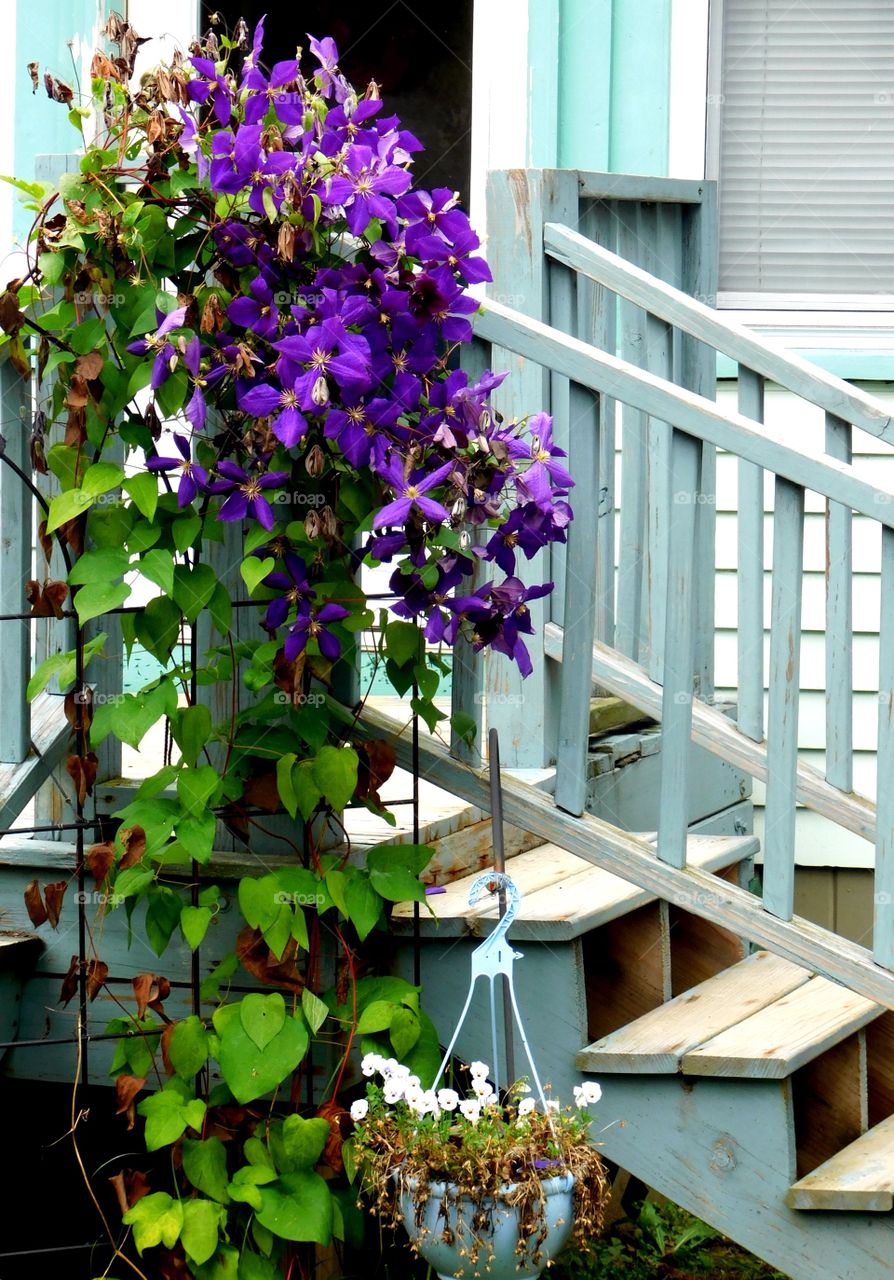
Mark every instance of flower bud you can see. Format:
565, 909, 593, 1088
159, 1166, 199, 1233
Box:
321, 505, 338, 539
304, 510, 322, 540
311, 374, 329, 406
305, 444, 324, 477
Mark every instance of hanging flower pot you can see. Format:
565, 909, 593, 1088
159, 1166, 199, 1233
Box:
396, 1170, 576, 1280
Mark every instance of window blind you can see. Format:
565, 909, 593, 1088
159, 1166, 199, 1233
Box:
719, 0, 894, 296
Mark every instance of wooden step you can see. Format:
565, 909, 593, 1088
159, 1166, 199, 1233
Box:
576, 951, 811, 1073
391, 832, 759, 942
682, 976, 883, 1079
786, 1115, 894, 1211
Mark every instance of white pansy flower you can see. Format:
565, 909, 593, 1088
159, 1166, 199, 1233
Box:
437, 1088, 459, 1112
382, 1057, 400, 1077
517, 1097, 536, 1117
361, 1052, 384, 1077
459, 1098, 482, 1125
419, 1090, 441, 1118
404, 1080, 424, 1108
573, 1080, 602, 1107
350, 1099, 369, 1121
473, 1078, 495, 1101
469, 1060, 489, 1080
383, 1080, 404, 1104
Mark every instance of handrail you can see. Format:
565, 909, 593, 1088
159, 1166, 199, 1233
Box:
543, 221, 894, 444
354, 701, 894, 1011
576, 172, 707, 204
542, 623, 877, 844
474, 298, 894, 524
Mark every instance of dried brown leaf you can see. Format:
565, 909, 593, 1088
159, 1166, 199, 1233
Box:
44, 880, 67, 928
74, 351, 103, 381
86, 840, 115, 885
27, 62, 39, 93
59, 954, 79, 1006
86, 958, 109, 1000
26, 579, 69, 618
23, 878, 48, 927
236, 925, 305, 993
115, 1073, 146, 1114
118, 824, 146, 870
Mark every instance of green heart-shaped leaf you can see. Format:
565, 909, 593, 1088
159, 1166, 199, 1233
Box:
240, 993, 286, 1051
241, 556, 274, 596
217, 1010, 308, 1104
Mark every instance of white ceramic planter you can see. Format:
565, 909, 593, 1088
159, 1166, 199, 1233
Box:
397, 1172, 575, 1280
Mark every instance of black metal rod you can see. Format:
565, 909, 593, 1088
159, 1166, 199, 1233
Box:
412, 666, 421, 988
489, 727, 515, 1087
0, 592, 403, 623
0, 1243, 111, 1259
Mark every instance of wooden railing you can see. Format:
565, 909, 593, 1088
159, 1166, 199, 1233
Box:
458, 170, 894, 978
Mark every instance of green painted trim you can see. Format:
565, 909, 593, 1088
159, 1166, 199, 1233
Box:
717, 351, 894, 382
608, 0, 671, 175
528, 0, 560, 166
557, 0, 613, 170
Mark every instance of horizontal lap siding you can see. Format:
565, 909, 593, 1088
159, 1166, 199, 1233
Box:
711, 381, 894, 866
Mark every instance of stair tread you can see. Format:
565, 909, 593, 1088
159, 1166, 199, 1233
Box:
786, 1115, 894, 1211
682, 976, 882, 1079
576, 951, 811, 1073
391, 832, 758, 941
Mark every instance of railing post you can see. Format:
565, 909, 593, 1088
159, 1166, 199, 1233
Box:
484, 168, 579, 768
824, 412, 854, 792
0, 351, 32, 764
736, 368, 766, 742
657, 428, 703, 868
875, 526, 894, 970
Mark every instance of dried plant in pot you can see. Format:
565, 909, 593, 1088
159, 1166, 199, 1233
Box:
350, 1056, 607, 1279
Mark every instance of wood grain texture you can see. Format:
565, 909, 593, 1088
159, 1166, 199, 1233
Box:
786, 1114, 894, 1211
0, 692, 71, 831
792, 1034, 864, 1178
824, 412, 854, 791
682, 977, 882, 1078
576, 951, 811, 1073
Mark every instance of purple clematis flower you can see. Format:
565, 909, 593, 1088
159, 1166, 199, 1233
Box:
146, 434, 208, 508
126, 305, 187, 358
213, 460, 289, 532
285, 601, 350, 662
261, 552, 314, 630
188, 58, 234, 127
183, 335, 207, 431
273, 319, 371, 410
410, 228, 493, 285
308, 34, 340, 97
341, 144, 411, 237
228, 276, 280, 341
237, 378, 309, 448
373, 458, 455, 529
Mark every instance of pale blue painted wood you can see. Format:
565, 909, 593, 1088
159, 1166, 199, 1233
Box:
824, 412, 854, 793
615, 204, 648, 665
575, 199, 617, 651
763, 478, 805, 922
657, 430, 702, 869
0, 352, 32, 763
482, 169, 579, 767
682, 185, 719, 699
736, 368, 766, 743
546, 257, 577, 615
577, 174, 706, 203
555, 382, 601, 816
473, 301, 894, 527
527, 0, 560, 166
874, 526, 894, 971
557, 0, 613, 169
608, 0, 672, 175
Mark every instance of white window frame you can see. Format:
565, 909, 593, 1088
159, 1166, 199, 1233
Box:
705, 0, 894, 349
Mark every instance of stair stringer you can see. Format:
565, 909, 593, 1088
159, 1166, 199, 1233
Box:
596, 1073, 894, 1280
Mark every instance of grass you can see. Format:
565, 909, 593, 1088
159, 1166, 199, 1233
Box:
551, 1198, 791, 1280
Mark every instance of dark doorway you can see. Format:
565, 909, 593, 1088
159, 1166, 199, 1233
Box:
201, 2, 474, 205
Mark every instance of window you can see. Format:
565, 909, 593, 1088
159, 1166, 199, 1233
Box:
715, 0, 894, 307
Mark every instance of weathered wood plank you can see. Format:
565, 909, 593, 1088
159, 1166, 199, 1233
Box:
824, 412, 854, 791
657, 430, 702, 868
353, 702, 894, 1010
682, 977, 881, 1078
736, 369, 766, 742
543, 221, 894, 444
786, 1115, 894, 1211
543, 624, 878, 843
762, 478, 805, 922
874, 525, 894, 969
555, 382, 600, 815
0, 693, 71, 831
473, 300, 894, 526
576, 951, 811, 1073
576, 173, 707, 203
0, 353, 32, 764
392, 832, 758, 942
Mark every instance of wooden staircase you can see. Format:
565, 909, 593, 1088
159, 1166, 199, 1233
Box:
392, 829, 894, 1280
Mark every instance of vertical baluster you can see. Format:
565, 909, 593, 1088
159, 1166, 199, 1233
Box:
547, 257, 577, 614
577, 199, 616, 650
736, 368, 766, 741
450, 336, 493, 766
0, 351, 32, 763
874, 526, 894, 969
657, 428, 703, 868
683, 183, 719, 699
615, 203, 647, 664
824, 412, 853, 791
763, 477, 805, 921
555, 382, 601, 816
